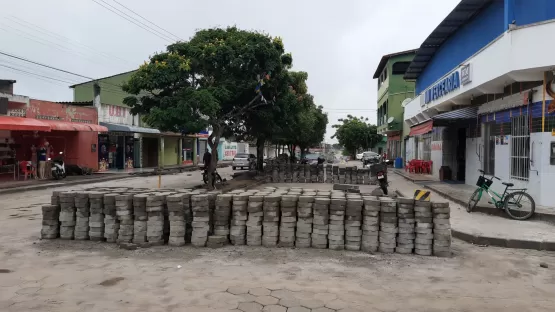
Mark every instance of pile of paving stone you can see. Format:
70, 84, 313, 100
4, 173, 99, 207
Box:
262, 162, 375, 185
41, 186, 452, 257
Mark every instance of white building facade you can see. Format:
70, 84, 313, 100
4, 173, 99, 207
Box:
403, 0, 555, 208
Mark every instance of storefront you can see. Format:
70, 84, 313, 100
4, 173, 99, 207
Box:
403, 0, 555, 207
98, 104, 161, 170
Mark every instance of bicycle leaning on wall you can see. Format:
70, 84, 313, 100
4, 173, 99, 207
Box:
467, 169, 536, 220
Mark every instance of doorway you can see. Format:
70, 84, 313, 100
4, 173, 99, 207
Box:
456, 128, 466, 181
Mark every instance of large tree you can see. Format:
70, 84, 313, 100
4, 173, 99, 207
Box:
122, 27, 292, 178
331, 115, 382, 157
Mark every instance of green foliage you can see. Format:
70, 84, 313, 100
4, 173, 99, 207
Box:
122, 26, 291, 146
331, 115, 383, 157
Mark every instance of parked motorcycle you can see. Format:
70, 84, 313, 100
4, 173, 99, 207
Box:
370, 162, 388, 195
49, 152, 66, 180
202, 168, 223, 188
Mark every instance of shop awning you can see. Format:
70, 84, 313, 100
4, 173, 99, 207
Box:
100, 122, 161, 134
0, 116, 51, 131
432, 106, 478, 127
409, 120, 433, 136
40, 120, 107, 132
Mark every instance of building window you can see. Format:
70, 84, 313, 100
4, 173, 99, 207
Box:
510, 115, 530, 181
421, 134, 432, 161
392, 62, 411, 75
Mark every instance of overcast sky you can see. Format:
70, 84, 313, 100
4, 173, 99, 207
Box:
1, 0, 459, 142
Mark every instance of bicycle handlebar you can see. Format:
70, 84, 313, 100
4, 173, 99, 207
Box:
478, 169, 500, 180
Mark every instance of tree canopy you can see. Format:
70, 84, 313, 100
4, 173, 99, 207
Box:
122, 26, 292, 171
331, 115, 382, 156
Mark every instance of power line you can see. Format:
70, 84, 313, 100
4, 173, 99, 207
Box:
5, 16, 135, 67
0, 23, 113, 69
0, 58, 85, 84
91, 0, 175, 43
111, 0, 183, 41
0, 64, 76, 84
0, 50, 127, 91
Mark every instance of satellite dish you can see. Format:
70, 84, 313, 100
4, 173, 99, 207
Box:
401, 98, 413, 108
387, 117, 395, 124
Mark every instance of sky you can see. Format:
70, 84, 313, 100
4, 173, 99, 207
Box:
1, 0, 460, 142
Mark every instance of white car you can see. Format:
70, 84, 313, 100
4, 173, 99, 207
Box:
356, 153, 363, 160
232, 153, 256, 170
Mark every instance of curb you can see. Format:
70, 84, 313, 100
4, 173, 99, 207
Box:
395, 189, 555, 251
0, 175, 135, 196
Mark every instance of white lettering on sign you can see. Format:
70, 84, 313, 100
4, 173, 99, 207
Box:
100, 104, 133, 125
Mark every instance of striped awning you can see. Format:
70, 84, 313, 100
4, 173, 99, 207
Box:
434, 106, 478, 120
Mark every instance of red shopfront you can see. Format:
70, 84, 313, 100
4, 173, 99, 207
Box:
0, 100, 107, 179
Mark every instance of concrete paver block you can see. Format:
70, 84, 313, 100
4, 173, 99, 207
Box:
262, 305, 287, 312
238, 301, 264, 312
255, 295, 279, 305
228, 286, 250, 295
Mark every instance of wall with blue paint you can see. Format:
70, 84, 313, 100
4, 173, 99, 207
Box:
511, 0, 555, 27
416, 0, 505, 94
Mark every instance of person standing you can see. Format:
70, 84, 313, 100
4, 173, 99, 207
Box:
38, 142, 48, 179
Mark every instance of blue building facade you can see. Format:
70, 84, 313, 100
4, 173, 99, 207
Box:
403, 0, 555, 208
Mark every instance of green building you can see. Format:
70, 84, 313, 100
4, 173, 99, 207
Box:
70, 71, 198, 170
373, 49, 417, 162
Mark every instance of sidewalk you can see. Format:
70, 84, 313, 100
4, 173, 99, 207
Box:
394, 170, 555, 223
391, 173, 555, 251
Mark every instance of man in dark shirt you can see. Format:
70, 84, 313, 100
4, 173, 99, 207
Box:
203, 151, 212, 169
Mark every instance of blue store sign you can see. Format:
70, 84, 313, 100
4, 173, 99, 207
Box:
424, 71, 461, 105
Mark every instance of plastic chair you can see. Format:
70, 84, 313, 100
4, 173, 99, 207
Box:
421, 161, 433, 174
19, 161, 36, 180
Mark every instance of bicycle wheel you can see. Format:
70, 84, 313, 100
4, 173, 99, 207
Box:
467, 188, 481, 213
504, 191, 535, 220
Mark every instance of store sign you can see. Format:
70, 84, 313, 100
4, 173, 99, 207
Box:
223, 142, 237, 160
461, 64, 472, 85
7, 108, 26, 117
431, 141, 443, 151
101, 104, 133, 125
423, 71, 461, 105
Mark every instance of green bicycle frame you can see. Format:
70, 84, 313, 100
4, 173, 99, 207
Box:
476, 183, 504, 205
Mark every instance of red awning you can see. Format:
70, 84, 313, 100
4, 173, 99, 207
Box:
409, 120, 433, 136
40, 120, 108, 132
0, 116, 51, 131
89, 124, 109, 132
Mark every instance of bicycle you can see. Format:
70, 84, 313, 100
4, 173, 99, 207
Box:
467, 169, 535, 220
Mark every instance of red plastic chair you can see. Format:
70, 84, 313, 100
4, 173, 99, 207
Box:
19, 161, 36, 180
421, 161, 433, 174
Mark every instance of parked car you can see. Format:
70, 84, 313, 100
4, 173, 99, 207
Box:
301, 153, 320, 165
362, 151, 381, 167
356, 153, 363, 160
232, 153, 256, 170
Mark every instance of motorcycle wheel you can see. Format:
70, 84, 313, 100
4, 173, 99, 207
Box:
202, 172, 208, 184
379, 180, 388, 195
52, 171, 60, 180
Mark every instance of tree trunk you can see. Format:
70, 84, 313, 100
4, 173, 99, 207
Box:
206, 126, 223, 188
256, 137, 265, 171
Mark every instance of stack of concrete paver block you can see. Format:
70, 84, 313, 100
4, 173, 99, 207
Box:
325, 164, 332, 183
115, 194, 134, 243
338, 167, 346, 184
41, 203, 60, 239
345, 197, 363, 251
278, 164, 285, 182
182, 192, 193, 243
328, 197, 345, 250
191, 194, 210, 247
167, 193, 187, 246
246, 195, 264, 246
302, 164, 309, 183
279, 195, 298, 247
361, 196, 380, 252
262, 194, 280, 247
132, 194, 148, 245
414, 201, 433, 256
379, 197, 397, 253
74, 192, 90, 240
272, 163, 279, 182
59, 192, 76, 240
291, 164, 299, 183
332, 166, 339, 183
296, 195, 314, 248
432, 202, 451, 257
88, 192, 105, 241
317, 164, 324, 182
230, 194, 248, 245
146, 194, 165, 245
312, 197, 330, 249
214, 194, 232, 238
103, 194, 119, 243
396, 197, 415, 254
